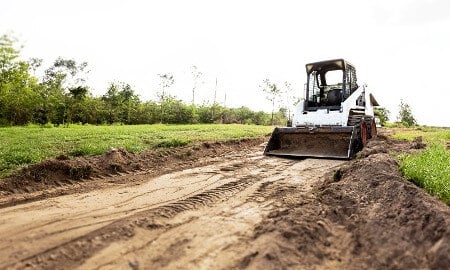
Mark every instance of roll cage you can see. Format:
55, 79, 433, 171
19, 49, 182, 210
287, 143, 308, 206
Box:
304, 59, 358, 111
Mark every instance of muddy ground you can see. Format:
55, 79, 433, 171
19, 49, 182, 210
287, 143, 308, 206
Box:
0, 130, 449, 269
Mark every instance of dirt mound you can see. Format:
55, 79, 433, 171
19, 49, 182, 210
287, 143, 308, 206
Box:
239, 134, 450, 270
320, 151, 450, 269
96, 147, 141, 173
0, 159, 93, 195
0, 138, 266, 203
359, 133, 426, 158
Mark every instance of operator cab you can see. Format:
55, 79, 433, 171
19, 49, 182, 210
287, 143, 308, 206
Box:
304, 59, 358, 111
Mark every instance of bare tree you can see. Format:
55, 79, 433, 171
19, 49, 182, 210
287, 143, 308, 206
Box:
157, 73, 174, 123
260, 79, 281, 125
211, 77, 218, 121
283, 81, 301, 125
190, 65, 203, 105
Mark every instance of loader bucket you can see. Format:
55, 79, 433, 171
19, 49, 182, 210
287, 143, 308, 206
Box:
264, 126, 356, 159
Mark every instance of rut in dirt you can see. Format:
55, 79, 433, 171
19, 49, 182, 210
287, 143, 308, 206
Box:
1, 146, 343, 269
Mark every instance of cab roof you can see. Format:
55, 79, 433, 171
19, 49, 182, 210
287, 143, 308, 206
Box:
305, 59, 355, 74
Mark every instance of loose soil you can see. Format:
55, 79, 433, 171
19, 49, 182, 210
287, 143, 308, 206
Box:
0, 129, 449, 269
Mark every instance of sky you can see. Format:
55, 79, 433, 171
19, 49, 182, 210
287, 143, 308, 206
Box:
1, 0, 449, 126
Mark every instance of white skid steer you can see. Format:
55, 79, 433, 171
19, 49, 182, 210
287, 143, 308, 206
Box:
264, 59, 379, 159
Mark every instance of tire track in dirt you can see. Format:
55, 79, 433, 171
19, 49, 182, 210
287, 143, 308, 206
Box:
2, 150, 343, 269
78, 159, 342, 270
0, 150, 275, 268
0, 139, 267, 208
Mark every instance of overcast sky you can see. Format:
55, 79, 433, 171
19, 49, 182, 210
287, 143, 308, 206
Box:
1, 0, 449, 126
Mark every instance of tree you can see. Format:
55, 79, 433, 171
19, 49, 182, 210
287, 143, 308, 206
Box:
273, 108, 288, 126
67, 86, 90, 123
157, 73, 175, 123
260, 79, 281, 125
0, 34, 40, 125
397, 100, 416, 127
39, 57, 90, 124
234, 106, 254, 124
102, 83, 122, 124
0, 62, 39, 125
282, 81, 300, 126
252, 111, 270, 125
374, 107, 390, 126
0, 34, 20, 75
190, 65, 203, 105
44, 57, 88, 89
162, 97, 194, 124
118, 83, 140, 124
101, 82, 140, 124
134, 101, 159, 124
211, 77, 219, 121
28, 58, 43, 75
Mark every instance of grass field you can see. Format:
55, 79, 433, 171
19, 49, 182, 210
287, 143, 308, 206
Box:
393, 127, 450, 204
0, 124, 273, 177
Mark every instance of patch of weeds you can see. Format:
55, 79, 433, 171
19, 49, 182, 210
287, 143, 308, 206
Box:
123, 144, 145, 153
400, 143, 450, 204
70, 144, 104, 157
5, 153, 35, 165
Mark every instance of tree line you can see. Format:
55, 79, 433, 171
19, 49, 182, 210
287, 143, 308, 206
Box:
0, 34, 288, 126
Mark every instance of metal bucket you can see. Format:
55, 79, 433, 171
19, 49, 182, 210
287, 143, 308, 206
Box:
264, 126, 357, 159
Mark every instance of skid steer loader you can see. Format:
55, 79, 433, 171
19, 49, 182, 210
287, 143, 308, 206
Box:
264, 59, 379, 159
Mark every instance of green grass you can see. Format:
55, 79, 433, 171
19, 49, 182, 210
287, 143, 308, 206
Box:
392, 126, 450, 143
393, 127, 450, 204
0, 124, 273, 177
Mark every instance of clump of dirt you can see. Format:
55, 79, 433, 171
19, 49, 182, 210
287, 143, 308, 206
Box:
96, 147, 141, 173
0, 138, 266, 200
0, 159, 93, 194
359, 132, 426, 158
238, 182, 350, 269
239, 133, 450, 269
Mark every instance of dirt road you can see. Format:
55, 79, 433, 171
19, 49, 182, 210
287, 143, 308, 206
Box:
1, 135, 450, 269
1, 145, 343, 269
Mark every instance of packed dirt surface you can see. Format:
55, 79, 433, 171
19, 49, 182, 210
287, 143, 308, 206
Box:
0, 139, 266, 207
1, 130, 450, 269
